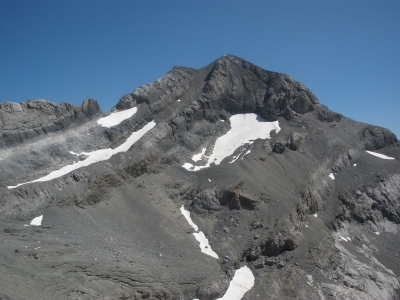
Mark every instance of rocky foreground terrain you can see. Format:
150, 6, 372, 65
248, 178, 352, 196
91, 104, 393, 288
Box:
0, 55, 399, 300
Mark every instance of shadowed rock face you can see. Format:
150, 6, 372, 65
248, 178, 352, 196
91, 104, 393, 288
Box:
0, 55, 399, 300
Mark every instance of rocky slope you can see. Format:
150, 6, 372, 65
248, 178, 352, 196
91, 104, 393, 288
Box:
0, 55, 399, 300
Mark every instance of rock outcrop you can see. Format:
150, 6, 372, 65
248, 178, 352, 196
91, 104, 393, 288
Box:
0, 98, 101, 148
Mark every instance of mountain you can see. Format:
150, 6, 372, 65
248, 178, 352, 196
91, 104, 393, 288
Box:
0, 55, 399, 300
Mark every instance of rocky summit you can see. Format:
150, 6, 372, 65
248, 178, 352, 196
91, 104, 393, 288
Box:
0, 55, 399, 300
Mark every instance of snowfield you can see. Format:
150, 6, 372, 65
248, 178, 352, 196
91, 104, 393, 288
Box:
8, 121, 156, 189
97, 107, 138, 127
183, 113, 280, 171
30, 215, 43, 226
192, 148, 207, 162
216, 265, 255, 300
180, 206, 218, 259
366, 151, 395, 160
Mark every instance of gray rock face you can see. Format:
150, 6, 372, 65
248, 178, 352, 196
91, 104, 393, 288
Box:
193, 189, 222, 210
0, 99, 101, 148
362, 126, 398, 150
288, 132, 305, 151
338, 174, 400, 224
0, 55, 399, 300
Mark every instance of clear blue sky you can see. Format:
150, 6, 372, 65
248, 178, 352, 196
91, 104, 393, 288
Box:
1, 0, 399, 137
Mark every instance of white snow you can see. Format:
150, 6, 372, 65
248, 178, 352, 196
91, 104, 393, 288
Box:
192, 148, 207, 162
366, 151, 395, 160
183, 114, 280, 171
0, 158, 3, 160
329, 173, 335, 180
30, 215, 43, 226
177, 99, 181, 102
97, 107, 138, 128
193, 231, 219, 259
180, 205, 218, 259
313, 213, 318, 217
353, 163, 357, 167
374, 231, 380, 235
70, 151, 78, 155
216, 265, 255, 300
180, 206, 198, 231
8, 121, 156, 189
241, 149, 251, 160
208, 179, 211, 182
340, 236, 351, 242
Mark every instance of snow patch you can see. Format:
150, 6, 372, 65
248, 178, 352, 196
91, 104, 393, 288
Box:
374, 231, 380, 235
208, 179, 211, 182
353, 163, 357, 167
313, 213, 318, 217
177, 99, 181, 102
366, 151, 395, 160
97, 107, 137, 128
30, 215, 43, 226
180, 206, 218, 259
8, 121, 156, 189
193, 232, 219, 259
340, 236, 351, 242
192, 148, 207, 162
216, 265, 255, 300
182, 114, 280, 171
241, 150, 251, 160
329, 173, 335, 180
182, 163, 204, 171
180, 206, 198, 231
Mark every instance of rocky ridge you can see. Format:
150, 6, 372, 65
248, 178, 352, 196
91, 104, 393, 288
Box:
0, 55, 399, 299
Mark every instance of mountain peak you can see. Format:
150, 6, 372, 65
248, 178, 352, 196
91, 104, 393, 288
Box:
0, 56, 399, 300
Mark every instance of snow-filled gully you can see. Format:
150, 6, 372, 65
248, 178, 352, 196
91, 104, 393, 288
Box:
180, 206, 255, 299
180, 206, 218, 259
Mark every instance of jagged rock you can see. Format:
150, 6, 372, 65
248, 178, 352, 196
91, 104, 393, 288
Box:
338, 174, 400, 224
332, 149, 359, 172
193, 189, 222, 210
317, 105, 342, 122
251, 221, 263, 229
253, 257, 265, 269
276, 261, 285, 269
362, 126, 397, 150
288, 132, 305, 151
272, 141, 286, 153
265, 257, 278, 266
262, 141, 273, 153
